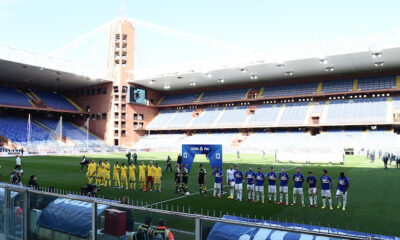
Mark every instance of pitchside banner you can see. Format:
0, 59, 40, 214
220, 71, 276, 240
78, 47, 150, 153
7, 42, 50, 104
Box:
182, 144, 222, 173
37, 197, 111, 237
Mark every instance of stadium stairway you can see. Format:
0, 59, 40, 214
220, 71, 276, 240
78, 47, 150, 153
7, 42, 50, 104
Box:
387, 97, 393, 122
62, 95, 83, 111
212, 107, 226, 127
231, 133, 247, 147
316, 82, 323, 94
396, 76, 400, 88
274, 104, 286, 125
27, 91, 48, 108
257, 87, 264, 98
319, 101, 330, 124
32, 120, 71, 145
353, 79, 358, 91
195, 92, 204, 103
163, 110, 179, 128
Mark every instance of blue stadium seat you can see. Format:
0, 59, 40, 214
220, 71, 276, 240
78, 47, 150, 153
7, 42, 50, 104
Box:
0, 86, 32, 107
200, 89, 248, 103
160, 93, 201, 105
261, 82, 318, 98
34, 91, 78, 111
358, 76, 396, 91
279, 103, 309, 125
321, 79, 353, 93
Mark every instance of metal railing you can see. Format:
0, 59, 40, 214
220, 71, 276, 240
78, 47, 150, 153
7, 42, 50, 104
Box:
0, 183, 391, 240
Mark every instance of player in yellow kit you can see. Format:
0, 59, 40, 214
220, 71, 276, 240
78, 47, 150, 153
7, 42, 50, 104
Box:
86, 160, 95, 183
120, 163, 128, 189
128, 162, 136, 190
96, 160, 104, 186
113, 161, 121, 188
138, 161, 147, 191
145, 161, 155, 192
154, 162, 162, 192
103, 160, 111, 187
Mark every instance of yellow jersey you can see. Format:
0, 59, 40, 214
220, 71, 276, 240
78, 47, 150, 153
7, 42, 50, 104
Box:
97, 164, 104, 174
154, 167, 162, 178
104, 162, 111, 173
113, 164, 121, 175
147, 166, 156, 177
129, 165, 136, 176
121, 166, 128, 176
139, 165, 146, 176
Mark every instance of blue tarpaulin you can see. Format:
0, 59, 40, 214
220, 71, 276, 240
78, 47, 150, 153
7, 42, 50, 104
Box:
37, 196, 112, 238
182, 144, 222, 173
207, 215, 399, 240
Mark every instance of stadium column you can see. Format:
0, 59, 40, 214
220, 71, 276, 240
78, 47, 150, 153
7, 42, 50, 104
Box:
92, 202, 97, 239
195, 216, 201, 240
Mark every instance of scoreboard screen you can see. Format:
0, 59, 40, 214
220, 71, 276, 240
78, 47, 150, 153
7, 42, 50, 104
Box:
129, 86, 147, 105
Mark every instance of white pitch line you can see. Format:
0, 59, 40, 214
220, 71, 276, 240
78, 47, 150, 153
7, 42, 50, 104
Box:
146, 165, 303, 208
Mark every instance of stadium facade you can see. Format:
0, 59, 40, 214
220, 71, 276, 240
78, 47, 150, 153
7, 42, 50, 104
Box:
1, 18, 400, 154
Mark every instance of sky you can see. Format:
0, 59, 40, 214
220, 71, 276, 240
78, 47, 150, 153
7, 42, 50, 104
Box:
1, 0, 399, 73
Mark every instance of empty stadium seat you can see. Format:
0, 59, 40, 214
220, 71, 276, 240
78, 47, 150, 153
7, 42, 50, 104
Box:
261, 82, 318, 98
200, 88, 248, 103
214, 106, 248, 127
34, 91, 78, 111
279, 103, 310, 125
358, 76, 396, 91
0, 86, 32, 107
321, 79, 353, 93
246, 104, 282, 126
160, 92, 201, 105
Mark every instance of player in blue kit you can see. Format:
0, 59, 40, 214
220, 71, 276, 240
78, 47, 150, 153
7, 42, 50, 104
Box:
267, 167, 277, 203
255, 167, 265, 203
320, 170, 333, 210
234, 165, 244, 201
245, 167, 256, 202
292, 167, 305, 206
212, 166, 223, 199
306, 171, 318, 208
277, 168, 289, 205
336, 172, 349, 211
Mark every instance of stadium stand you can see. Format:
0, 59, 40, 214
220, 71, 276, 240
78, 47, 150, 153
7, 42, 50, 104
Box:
358, 75, 396, 91
199, 88, 248, 102
165, 109, 194, 129
321, 79, 354, 93
0, 116, 55, 146
146, 110, 176, 129
261, 82, 318, 98
214, 106, 248, 127
279, 102, 309, 125
310, 101, 325, 114
325, 98, 388, 124
33, 91, 78, 111
160, 92, 201, 105
246, 104, 282, 126
190, 108, 224, 128
0, 86, 32, 107
38, 119, 104, 146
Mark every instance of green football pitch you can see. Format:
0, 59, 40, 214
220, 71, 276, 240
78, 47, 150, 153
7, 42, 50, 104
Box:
0, 152, 399, 236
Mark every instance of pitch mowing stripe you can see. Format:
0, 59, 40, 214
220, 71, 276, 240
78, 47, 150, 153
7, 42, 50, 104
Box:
146, 165, 303, 207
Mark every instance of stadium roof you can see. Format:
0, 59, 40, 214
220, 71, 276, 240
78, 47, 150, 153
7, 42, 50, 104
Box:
0, 45, 111, 91
131, 31, 400, 92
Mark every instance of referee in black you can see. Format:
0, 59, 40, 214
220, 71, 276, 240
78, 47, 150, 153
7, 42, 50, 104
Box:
198, 163, 207, 196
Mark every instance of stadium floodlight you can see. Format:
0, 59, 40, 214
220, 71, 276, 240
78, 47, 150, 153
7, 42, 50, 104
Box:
164, 85, 171, 90
284, 71, 293, 76
250, 74, 258, 80
206, 73, 213, 78
372, 52, 382, 58
189, 82, 196, 86
276, 63, 285, 68
239, 68, 248, 73
374, 61, 384, 67
325, 66, 334, 72
319, 59, 328, 64
149, 79, 156, 84
217, 78, 225, 83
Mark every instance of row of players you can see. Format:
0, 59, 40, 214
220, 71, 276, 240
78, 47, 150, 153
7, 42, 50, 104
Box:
207, 165, 349, 211
85, 160, 163, 192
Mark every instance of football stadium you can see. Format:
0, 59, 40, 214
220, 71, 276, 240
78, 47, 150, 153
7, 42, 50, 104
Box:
0, 1, 399, 240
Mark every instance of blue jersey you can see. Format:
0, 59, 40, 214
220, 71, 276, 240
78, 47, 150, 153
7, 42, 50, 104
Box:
279, 172, 289, 186
255, 172, 265, 186
234, 170, 243, 184
246, 171, 256, 185
213, 170, 223, 183
320, 175, 332, 190
293, 173, 304, 188
267, 172, 277, 186
306, 176, 317, 188
338, 176, 349, 192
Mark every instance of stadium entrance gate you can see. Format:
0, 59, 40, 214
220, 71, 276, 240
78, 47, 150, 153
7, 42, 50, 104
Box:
182, 144, 222, 173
